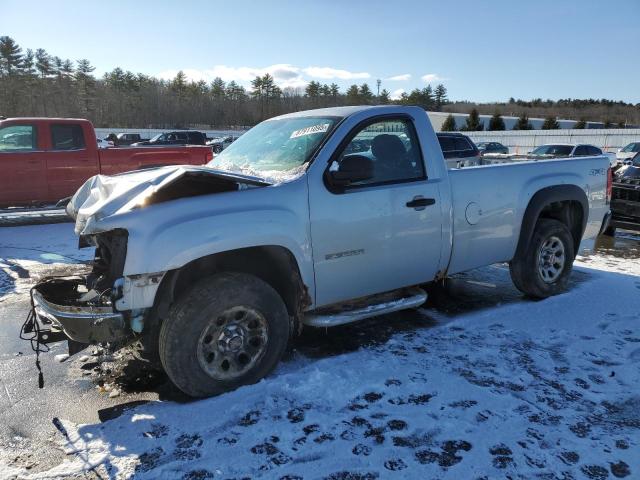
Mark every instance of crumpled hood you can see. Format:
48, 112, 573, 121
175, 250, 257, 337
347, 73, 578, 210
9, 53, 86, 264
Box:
67, 165, 268, 235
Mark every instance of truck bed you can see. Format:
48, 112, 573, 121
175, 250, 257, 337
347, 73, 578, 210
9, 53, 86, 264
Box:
446, 156, 610, 274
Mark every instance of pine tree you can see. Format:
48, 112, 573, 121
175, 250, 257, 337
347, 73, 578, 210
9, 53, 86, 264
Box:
573, 119, 586, 129
441, 114, 457, 131
210, 77, 226, 98
305, 81, 321, 98
513, 113, 532, 130
379, 89, 390, 104
488, 111, 505, 131
21, 49, 35, 75
250, 76, 264, 99
463, 108, 483, 131
359, 83, 373, 103
35, 48, 51, 78
422, 85, 434, 109
75, 59, 96, 116
225, 81, 245, 100
434, 84, 447, 111
171, 71, 187, 95
346, 85, 360, 104
61, 59, 74, 78
0, 36, 23, 76
329, 83, 339, 97
541, 116, 560, 129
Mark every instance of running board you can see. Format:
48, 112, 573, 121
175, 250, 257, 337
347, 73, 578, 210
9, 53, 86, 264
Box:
303, 287, 427, 328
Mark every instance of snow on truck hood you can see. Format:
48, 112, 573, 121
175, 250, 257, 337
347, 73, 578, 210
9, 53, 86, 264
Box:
67, 165, 270, 235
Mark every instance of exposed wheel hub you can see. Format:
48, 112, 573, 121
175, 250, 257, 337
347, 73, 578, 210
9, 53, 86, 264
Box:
217, 325, 245, 353
196, 306, 269, 381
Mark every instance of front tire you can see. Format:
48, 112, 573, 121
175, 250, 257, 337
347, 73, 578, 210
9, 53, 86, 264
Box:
509, 218, 575, 299
159, 272, 290, 398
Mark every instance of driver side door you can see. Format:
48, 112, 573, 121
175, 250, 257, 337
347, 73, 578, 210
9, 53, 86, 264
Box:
308, 116, 444, 307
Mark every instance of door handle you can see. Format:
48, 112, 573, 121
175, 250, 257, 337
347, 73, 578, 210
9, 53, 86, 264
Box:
406, 196, 436, 210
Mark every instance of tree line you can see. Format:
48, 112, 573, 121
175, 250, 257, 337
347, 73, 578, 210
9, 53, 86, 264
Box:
1, 36, 638, 129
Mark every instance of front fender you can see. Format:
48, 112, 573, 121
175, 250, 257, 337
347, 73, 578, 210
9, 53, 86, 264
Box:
97, 178, 314, 300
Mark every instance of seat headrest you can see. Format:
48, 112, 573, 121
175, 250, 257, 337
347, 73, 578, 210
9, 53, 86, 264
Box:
371, 134, 406, 161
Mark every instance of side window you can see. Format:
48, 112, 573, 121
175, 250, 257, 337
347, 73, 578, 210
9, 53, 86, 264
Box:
0, 125, 37, 151
573, 146, 588, 156
588, 146, 602, 155
51, 124, 85, 150
177, 133, 189, 142
334, 118, 425, 187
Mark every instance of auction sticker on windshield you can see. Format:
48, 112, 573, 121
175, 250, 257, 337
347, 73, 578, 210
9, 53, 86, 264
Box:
290, 123, 331, 139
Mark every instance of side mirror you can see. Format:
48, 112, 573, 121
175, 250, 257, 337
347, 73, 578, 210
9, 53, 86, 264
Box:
327, 155, 374, 187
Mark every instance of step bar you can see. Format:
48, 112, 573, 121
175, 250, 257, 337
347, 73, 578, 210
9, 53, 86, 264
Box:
303, 287, 428, 328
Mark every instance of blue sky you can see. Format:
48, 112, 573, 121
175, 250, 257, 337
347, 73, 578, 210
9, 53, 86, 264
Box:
3, 0, 639, 102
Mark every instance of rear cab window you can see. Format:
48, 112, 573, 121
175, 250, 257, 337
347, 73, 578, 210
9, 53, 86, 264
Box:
50, 124, 86, 150
0, 124, 37, 151
453, 137, 473, 151
437, 136, 456, 154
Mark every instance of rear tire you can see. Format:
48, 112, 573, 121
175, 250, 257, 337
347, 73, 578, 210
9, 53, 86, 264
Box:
159, 272, 290, 398
509, 218, 575, 299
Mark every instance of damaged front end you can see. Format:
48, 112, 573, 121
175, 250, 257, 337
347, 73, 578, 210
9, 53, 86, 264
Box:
22, 229, 135, 356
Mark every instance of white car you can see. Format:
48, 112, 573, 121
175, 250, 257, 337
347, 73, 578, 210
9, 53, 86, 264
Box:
528, 144, 603, 158
616, 142, 640, 164
97, 138, 113, 149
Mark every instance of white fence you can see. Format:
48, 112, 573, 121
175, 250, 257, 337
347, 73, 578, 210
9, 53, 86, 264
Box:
465, 129, 640, 154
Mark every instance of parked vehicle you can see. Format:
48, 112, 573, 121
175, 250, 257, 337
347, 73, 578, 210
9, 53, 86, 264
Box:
476, 141, 509, 155
26, 106, 611, 398
116, 133, 143, 146
437, 132, 482, 168
0, 118, 213, 206
603, 153, 640, 236
97, 138, 113, 149
528, 144, 603, 158
616, 142, 640, 164
133, 131, 207, 146
207, 135, 238, 154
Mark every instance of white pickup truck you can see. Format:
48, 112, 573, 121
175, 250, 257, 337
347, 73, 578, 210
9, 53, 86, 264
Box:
27, 106, 612, 397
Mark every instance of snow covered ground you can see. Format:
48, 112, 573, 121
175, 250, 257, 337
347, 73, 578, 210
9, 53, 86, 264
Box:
0, 224, 639, 479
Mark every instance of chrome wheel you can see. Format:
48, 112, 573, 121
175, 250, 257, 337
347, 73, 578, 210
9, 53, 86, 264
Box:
196, 306, 269, 380
537, 235, 566, 283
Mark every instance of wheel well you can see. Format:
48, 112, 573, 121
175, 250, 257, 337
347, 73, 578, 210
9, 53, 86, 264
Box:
538, 200, 584, 253
515, 185, 588, 261
151, 246, 309, 335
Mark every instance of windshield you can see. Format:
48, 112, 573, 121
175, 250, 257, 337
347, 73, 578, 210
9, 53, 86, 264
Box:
530, 145, 573, 156
207, 116, 338, 182
150, 133, 164, 142
622, 143, 640, 153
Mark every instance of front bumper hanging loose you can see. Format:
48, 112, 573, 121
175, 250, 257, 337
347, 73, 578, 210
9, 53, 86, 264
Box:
25, 276, 129, 347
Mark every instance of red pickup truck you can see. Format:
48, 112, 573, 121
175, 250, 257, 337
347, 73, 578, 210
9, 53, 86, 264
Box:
0, 118, 214, 207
